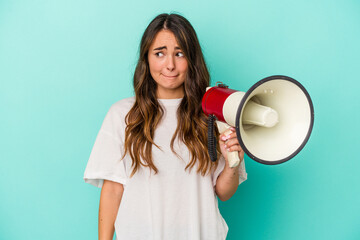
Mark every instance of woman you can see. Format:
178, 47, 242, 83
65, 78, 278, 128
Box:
84, 13, 247, 240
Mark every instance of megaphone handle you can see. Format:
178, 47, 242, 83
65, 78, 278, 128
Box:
216, 121, 241, 168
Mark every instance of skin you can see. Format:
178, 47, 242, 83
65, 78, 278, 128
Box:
216, 127, 245, 201
98, 30, 244, 239
148, 29, 188, 99
99, 180, 124, 240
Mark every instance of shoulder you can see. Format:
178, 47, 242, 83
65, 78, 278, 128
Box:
103, 96, 135, 124
100, 97, 135, 136
109, 96, 136, 115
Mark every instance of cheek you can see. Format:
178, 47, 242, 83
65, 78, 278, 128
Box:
179, 60, 188, 74
148, 56, 163, 73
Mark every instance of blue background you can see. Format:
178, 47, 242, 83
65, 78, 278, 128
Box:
1, 0, 359, 239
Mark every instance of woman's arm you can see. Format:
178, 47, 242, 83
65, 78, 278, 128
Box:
99, 180, 124, 240
215, 127, 244, 201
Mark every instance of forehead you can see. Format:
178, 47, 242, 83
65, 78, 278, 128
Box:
150, 29, 180, 48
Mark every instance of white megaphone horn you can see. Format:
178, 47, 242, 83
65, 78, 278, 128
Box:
202, 75, 314, 167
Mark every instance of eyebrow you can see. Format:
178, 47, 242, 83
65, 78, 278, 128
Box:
153, 46, 181, 51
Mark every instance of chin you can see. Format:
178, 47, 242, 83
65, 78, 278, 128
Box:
157, 83, 184, 94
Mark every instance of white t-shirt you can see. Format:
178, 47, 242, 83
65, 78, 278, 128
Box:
84, 97, 247, 240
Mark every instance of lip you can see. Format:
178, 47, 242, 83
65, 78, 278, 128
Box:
162, 74, 179, 78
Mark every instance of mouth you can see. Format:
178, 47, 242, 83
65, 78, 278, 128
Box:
162, 74, 179, 78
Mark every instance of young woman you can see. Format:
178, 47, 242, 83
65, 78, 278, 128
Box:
84, 13, 247, 240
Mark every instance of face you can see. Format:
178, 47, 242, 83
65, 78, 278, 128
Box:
148, 29, 188, 99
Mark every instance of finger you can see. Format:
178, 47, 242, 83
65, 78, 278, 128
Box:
227, 131, 238, 140
224, 138, 242, 149
220, 131, 232, 142
225, 144, 244, 153
218, 139, 226, 149
220, 129, 237, 141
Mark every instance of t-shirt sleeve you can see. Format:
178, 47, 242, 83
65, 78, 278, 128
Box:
212, 155, 247, 187
83, 105, 128, 188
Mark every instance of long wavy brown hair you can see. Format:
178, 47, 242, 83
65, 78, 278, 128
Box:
123, 13, 220, 177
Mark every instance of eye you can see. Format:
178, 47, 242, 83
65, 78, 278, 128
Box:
155, 52, 164, 57
176, 52, 185, 57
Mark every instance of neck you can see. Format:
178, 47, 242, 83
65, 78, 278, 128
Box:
156, 88, 184, 99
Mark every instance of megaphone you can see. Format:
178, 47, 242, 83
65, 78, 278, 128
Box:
202, 75, 314, 167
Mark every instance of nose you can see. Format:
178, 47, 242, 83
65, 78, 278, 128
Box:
166, 55, 175, 71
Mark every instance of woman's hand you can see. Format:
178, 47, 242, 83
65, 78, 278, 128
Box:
219, 127, 244, 168
215, 127, 245, 201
